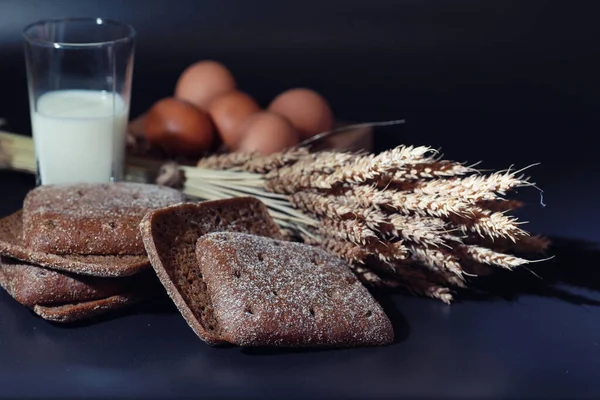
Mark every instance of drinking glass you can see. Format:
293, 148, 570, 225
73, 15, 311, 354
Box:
23, 18, 135, 185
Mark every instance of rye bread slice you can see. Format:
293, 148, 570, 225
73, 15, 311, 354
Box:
0, 256, 136, 307
32, 293, 139, 323
22, 182, 184, 255
140, 197, 282, 345
0, 211, 149, 277
196, 232, 394, 347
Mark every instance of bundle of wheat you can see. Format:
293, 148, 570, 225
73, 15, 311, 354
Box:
181, 145, 550, 303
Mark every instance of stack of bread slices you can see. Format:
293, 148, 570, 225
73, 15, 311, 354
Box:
0, 182, 183, 322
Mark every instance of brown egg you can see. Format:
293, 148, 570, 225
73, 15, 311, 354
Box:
267, 88, 334, 140
144, 97, 214, 157
236, 111, 300, 155
207, 91, 261, 149
174, 60, 236, 110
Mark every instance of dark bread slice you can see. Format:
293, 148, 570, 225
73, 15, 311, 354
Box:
0, 211, 149, 277
196, 232, 394, 347
32, 293, 139, 323
140, 197, 283, 345
0, 256, 136, 307
23, 182, 184, 255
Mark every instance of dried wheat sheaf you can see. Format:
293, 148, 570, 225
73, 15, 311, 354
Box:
181, 145, 550, 303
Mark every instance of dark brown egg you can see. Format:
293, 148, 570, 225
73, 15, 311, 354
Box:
236, 111, 300, 155
174, 60, 237, 110
144, 97, 215, 157
207, 91, 261, 150
268, 88, 334, 140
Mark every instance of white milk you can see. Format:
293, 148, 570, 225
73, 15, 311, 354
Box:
31, 90, 129, 185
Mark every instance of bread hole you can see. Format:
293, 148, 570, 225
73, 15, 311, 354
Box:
311, 256, 321, 266
107, 221, 117, 229
233, 270, 241, 279
208, 325, 215, 331
309, 308, 315, 317
44, 220, 56, 229
257, 253, 264, 262
37, 270, 48, 277
272, 241, 281, 247
214, 215, 222, 225
325, 289, 334, 298
76, 189, 85, 197
365, 310, 373, 318
272, 290, 278, 297
244, 307, 253, 316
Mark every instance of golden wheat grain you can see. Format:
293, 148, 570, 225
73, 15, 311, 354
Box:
319, 218, 379, 246
452, 209, 528, 241
344, 186, 470, 218
408, 245, 465, 278
318, 237, 371, 264
391, 161, 477, 182
458, 245, 531, 269
317, 145, 435, 188
387, 214, 449, 247
289, 191, 355, 221
414, 172, 531, 201
352, 265, 401, 288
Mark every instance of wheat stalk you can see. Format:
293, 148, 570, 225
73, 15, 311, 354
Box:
0, 131, 36, 172
458, 245, 531, 269
451, 209, 528, 241
390, 160, 477, 182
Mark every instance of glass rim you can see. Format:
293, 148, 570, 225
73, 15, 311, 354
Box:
23, 17, 136, 49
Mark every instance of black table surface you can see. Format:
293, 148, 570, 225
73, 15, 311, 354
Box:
0, 167, 599, 400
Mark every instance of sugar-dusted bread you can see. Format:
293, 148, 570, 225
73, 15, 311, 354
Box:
196, 232, 394, 347
0, 256, 135, 307
32, 293, 139, 323
22, 182, 184, 255
140, 197, 283, 345
0, 211, 149, 277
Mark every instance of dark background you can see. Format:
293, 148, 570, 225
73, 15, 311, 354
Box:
1, 2, 600, 399
1, 0, 598, 243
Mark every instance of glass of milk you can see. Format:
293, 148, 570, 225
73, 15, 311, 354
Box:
23, 18, 135, 185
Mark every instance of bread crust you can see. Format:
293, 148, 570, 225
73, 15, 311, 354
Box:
0, 256, 136, 307
0, 210, 149, 277
32, 293, 139, 323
